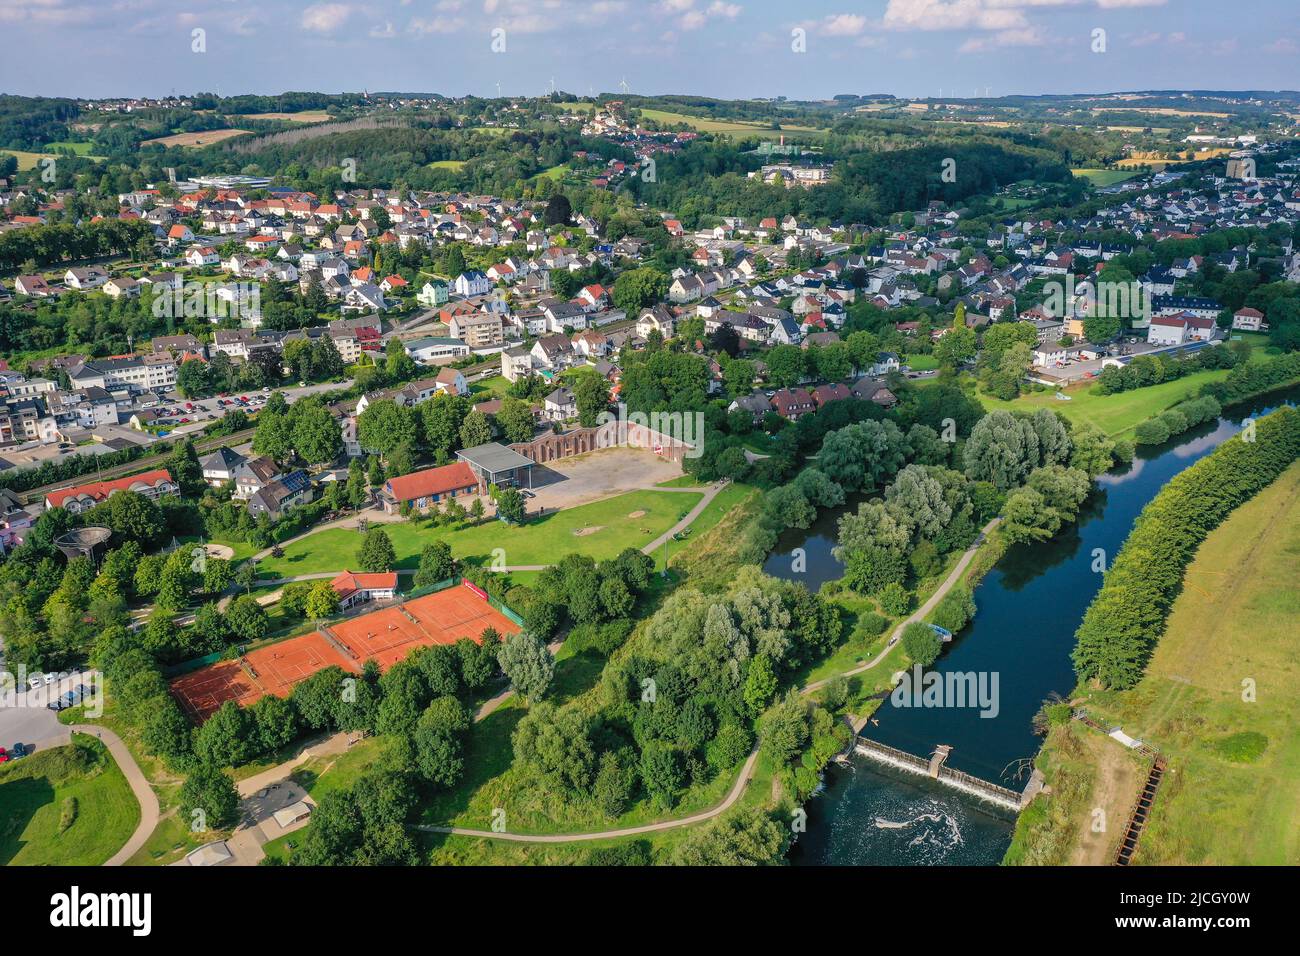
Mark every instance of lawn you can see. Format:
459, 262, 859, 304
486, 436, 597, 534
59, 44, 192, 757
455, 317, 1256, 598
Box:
427, 159, 467, 171
0, 737, 139, 866
257, 490, 703, 577
978, 368, 1235, 438
469, 375, 511, 401
1062, 460, 1300, 864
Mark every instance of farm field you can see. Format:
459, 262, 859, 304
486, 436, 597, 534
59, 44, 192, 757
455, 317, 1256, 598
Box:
1072, 168, 1143, 186
257, 489, 702, 577
638, 108, 828, 139
232, 110, 332, 123
1080, 461, 1300, 864
142, 129, 252, 148
0, 738, 139, 867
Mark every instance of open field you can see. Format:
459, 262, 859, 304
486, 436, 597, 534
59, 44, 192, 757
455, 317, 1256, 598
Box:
142, 129, 252, 148
427, 159, 467, 170
257, 490, 702, 577
978, 368, 1235, 438
1072, 168, 1143, 186
1090, 107, 1232, 118
0, 737, 139, 866
1077, 461, 1300, 865
232, 110, 332, 123
638, 108, 828, 140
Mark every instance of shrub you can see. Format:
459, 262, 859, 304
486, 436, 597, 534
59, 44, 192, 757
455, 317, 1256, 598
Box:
901, 622, 942, 667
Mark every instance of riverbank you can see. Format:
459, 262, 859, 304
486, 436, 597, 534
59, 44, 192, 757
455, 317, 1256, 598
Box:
1009, 457, 1300, 865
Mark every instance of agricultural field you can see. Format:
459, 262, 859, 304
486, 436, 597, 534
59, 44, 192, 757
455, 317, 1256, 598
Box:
1072, 168, 1143, 186
142, 129, 252, 148
0, 737, 139, 867
638, 108, 828, 140
232, 110, 332, 123
1080, 461, 1300, 864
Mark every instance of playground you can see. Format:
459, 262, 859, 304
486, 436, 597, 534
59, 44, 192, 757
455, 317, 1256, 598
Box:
170, 584, 520, 721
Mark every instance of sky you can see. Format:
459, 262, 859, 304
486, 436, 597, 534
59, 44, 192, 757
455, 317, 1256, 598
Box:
0, 0, 1297, 101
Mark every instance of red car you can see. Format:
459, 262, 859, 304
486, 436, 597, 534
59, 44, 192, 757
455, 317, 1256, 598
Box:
0, 747, 8, 763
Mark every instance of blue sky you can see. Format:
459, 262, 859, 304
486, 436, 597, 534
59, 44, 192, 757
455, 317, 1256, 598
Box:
0, 1, 1297, 100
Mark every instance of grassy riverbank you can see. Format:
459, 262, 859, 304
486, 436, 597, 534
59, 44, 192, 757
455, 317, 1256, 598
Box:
1008, 458, 1300, 865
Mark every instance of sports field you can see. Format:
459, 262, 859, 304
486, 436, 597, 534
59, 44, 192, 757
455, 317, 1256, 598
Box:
171, 585, 520, 721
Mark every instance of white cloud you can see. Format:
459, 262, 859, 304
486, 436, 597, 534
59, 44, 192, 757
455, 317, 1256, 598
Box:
301, 3, 352, 33
820, 14, 869, 36
959, 25, 1046, 51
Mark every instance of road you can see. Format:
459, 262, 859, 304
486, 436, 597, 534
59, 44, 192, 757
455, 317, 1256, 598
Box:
18, 381, 353, 506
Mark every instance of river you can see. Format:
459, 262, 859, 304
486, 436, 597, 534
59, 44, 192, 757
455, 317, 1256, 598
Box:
770, 386, 1300, 866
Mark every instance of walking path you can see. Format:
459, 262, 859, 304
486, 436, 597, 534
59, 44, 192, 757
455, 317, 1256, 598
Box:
189, 486, 991, 851
69, 724, 159, 867
804, 517, 999, 693
412, 517, 1003, 844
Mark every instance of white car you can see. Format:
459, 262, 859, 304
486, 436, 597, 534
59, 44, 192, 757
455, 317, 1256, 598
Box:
27, 674, 44, 690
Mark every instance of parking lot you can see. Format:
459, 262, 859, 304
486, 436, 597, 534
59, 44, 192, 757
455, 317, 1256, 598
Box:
528, 447, 687, 512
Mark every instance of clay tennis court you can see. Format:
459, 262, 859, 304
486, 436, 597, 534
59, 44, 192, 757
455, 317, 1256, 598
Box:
171, 630, 359, 721
171, 584, 520, 721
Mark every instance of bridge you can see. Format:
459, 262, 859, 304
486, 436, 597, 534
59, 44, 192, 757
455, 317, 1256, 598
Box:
852, 734, 1044, 814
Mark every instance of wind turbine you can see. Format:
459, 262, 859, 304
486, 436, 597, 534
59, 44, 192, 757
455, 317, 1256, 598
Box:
496, 81, 502, 99
620, 77, 630, 95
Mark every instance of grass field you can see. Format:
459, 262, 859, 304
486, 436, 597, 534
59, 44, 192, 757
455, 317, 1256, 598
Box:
1, 149, 58, 171
0, 737, 139, 866
257, 490, 702, 577
142, 129, 251, 148
638, 108, 828, 140
427, 159, 467, 171
1072, 168, 1143, 186
1053, 461, 1300, 865
978, 368, 1235, 438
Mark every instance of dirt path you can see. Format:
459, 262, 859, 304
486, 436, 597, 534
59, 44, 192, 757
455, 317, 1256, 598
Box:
69, 724, 160, 867
1069, 732, 1141, 866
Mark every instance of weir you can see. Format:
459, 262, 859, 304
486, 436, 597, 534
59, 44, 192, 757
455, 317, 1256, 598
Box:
853, 735, 1035, 814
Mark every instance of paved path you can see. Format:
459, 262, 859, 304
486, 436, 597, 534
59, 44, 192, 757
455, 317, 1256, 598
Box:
69, 724, 160, 867
803, 517, 1000, 693
417, 747, 761, 843
426, 516, 1002, 843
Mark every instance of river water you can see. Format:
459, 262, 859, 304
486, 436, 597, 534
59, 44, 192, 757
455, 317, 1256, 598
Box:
772, 386, 1299, 866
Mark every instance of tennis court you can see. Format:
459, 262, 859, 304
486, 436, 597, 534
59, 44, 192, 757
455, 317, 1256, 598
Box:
170, 584, 520, 721
330, 586, 518, 669
171, 631, 359, 722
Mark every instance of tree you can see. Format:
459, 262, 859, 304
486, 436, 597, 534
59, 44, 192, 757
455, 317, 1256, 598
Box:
611, 267, 669, 314
226, 594, 270, 642
305, 579, 342, 620
496, 487, 526, 524
963, 410, 1039, 490
640, 743, 683, 809
512, 702, 595, 795
743, 654, 778, 716
572, 374, 612, 428
765, 345, 807, 388
412, 696, 471, 787
179, 763, 240, 831
901, 621, 942, 667
458, 409, 493, 449
496, 397, 535, 443
293, 402, 343, 464
497, 630, 554, 701
420, 394, 470, 461
357, 399, 417, 460
544, 193, 573, 225
251, 694, 299, 753
934, 324, 976, 367
670, 807, 785, 866
413, 540, 456, 588
357, 527, 396, 573
155, 550, 198, 611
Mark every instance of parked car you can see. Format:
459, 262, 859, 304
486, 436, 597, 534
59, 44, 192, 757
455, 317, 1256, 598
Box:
26, 674, 43, 691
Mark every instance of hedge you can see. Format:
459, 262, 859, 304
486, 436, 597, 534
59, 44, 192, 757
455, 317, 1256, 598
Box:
1072, 406, 1300, 689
